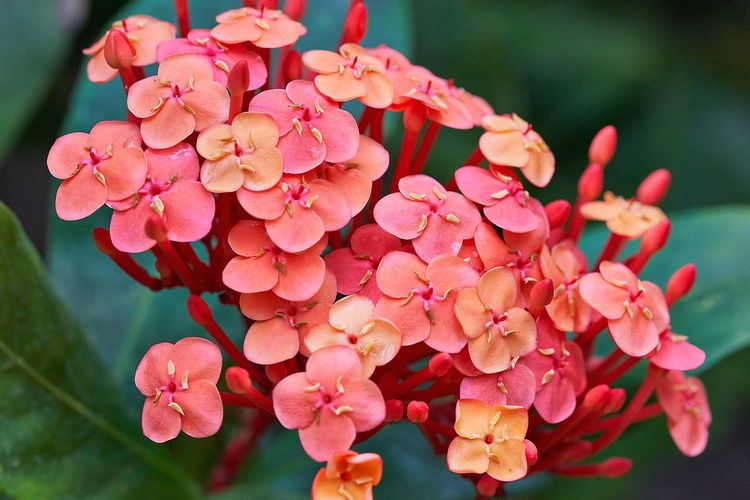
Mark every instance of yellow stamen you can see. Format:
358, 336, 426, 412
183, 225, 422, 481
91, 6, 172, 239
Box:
168, 402, 185, 416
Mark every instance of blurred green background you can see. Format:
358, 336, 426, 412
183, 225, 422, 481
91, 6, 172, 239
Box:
0, 0, 748, 498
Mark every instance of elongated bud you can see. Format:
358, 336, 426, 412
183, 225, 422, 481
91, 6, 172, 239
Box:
226, 366, 252, 394
577, 163, 603, 201
104, 29, 135, 69
545, 200, 571, 229
341, 1, 368, 45
187, 294, 214, 326
604, 388, 626, 414
524, 439, 538, 466
528, 279, 554, 316
428, 352, 453, 377
600, 457, 632, 477
281, 49, 302, 84
93, 227, 117, 256
641, 219, 671, 254
558, 440, 593, 463
265, 363, 288, 384
283, 0, 307, 20
588, 125, 617, 166
666, 263, 697, 305
582, 384, 611, 411
406, 400, 429, 423
637, 168, 671, 205
476, 475, 501, 497
385, 399, 404, 422
144, 215, 168, 242
227, 60, 250, 95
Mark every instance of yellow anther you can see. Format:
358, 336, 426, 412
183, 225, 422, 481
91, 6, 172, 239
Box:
417, 214, 428, 233
303, 382, 321, 393
334, 405, 354, 415
150, 195, 165, 216
623, 300, 635, 318
431, 94, 449, 110
150, 96, 165, 112
610, 278, 628, 288
642, 306, 653, 320
497, 381, 509, 394
239, 163, 256, 173
305, 195, 319, 208
338, 63, 346, 75
407, 192, 426, 201
156, 78, 171, 86
105, 143, 113, 156
360, 322, 375, 335
94, 171, 106, 186
542, 369, 555, 385
432, 185, 446, 200
510, 355, 520, 369
214, 59, 230, 73
314, 97, 325, 114
336, 375, 345, 394
153, 388, 162, 404
425, 307, 435, 323
338, 484, 355, 500
490, 410, 502, 427
491, 189, 509, 200
292, 117, 303, 135
561, 341, 570, 357
310, 127, 323, 144
281, 182, 289, 193
195, 37, 209, 45
445, 213, 460, 223
182, 103, 196, 115
181, 370, 189, 390
168, 402, 185, 416
187, 75, 195, 90
495, 172, 513, 183
167, 359, 176, 376
273, 260, 286, 275
358, 269, 373, 286
254, 18, 270, 30
538, 347, 555, 356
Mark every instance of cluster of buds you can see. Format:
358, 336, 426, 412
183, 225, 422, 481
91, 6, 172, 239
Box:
48, 0, 710, 497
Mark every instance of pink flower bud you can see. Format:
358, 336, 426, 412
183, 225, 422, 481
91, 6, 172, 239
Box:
666, 263, 697, 305
265, 363, 288, 384
341, 1, 368, 45
577, 163, 604, 201
545, 200, 571, 229
104, 30, 135, 69
385, 399, 405, 422
637, 168, 672, 205
225, 366, 252, 394
581, 384, 611, 411
227, 60, 250, 97
528, 278, 554, 316
524, 439, 538, 466
599, 457, 632, 477
604, 388, 626, 414
187, 294, 214, 327
588, 125, 617, 166
428, 353, 453, 377
281, 49, 302, 84
641, 219, 671, 254
406, 400, 429, 423
144, 215, 168, 242
476, 475, 501, 497
284, 0, 307, 20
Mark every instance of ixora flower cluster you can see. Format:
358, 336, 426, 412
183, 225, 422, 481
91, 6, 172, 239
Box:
48, 1, 711, 497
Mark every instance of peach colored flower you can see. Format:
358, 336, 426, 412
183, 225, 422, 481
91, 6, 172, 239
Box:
312, 451, 383, 500
303, 44, 394, 108
196, 112, 283, 193
109, 143, 214, 253
211, 6, 304, 48
447, 399, 529, 481
580, 191, 667, 238
84, 15, 175, 83
656, 370, 711, 457
305, 295, 402, 377
135, 337, 222, 443
273, 346, 386, 461
478, 114, 555, 188
539, 240, 592, 333
48, 121, 146, 220
455, 267, 537, 373
459, 364, 536, 409
127, 54, 229, 149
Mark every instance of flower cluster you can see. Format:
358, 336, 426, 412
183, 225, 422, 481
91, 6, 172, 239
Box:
48, 1, 711, 497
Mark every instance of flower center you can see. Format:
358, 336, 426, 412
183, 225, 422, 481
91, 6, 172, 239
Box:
484, 433, 495, 444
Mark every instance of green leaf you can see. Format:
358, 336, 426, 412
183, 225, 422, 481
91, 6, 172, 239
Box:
0, 202, 199, 499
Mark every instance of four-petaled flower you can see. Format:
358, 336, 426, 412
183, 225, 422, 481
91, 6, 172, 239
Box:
649, 329, 705, 371
655, 370, 711, 457
539, 241, 593, 332
459, 365, 537, 409
211, 6, 304, 48
580, 191, 667, 238
312, 451, 383, 500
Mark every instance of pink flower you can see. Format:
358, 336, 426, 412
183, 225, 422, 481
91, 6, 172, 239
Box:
127, 54, 230, 149
478, 114, 555, 188
156, 29, 266, 90
579, 261, 669, 357
374, 175, 480, 263
539, 240, 593, 333
459, 364, 536, 409
273, 346, 386, 461
521, 315, 586, 423
237, 175, 350, 253
196, 112, 283, 193
447, 81, 494, 126
324, 224, 401, 302
374, 251, 479, 352
211, 6, 304, 48
48, 121, 146, 220
222, 220, 327, 301
312, 451, 383, 500
656, 370, 711, 457
248, 80, 359, 173
302, 44, 394, 108
454, 267, 537, 373
134, 337, 223, 443
84, 15, 175, 83
109, 143, 214, 253
305, 295, 402, 377
649, 329, 705, 371
455, 166, 540, 233
240, 270, 336, 365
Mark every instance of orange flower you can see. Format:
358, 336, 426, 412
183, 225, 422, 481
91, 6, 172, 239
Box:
312, 451, 383, 500
580, 191, 667, 238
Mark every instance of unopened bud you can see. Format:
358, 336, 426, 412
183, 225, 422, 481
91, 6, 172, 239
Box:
385, 399, 404, 422
476, 475, 500, 497
599, 457, 632, 477
524, 439, 538, 466
582, 384, 611, 411
545, 200, 571, 229
529, 279, 554, 316
588, 125, 617, 166
104, 29, 135, 69
144, 215, 168, 242
187, 294, 214, 326
406, 400, 429, 423
666, 263, 697, 305
281, 49, 302, 84
637, 168, 671, 205
577, 163, 603, 202
341, 1, 368, 45
265, 363, 288, 384
227, 60, 250, 95
428, 352, 453, 377
403, 103, 427, 133
93, 227, 117, 257
604, 388, 626, 414
641, 219, 671, 254
225, 366, 252, 394
283, 0, 307, 20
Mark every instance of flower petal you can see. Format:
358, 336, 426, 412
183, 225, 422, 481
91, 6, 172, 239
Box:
244, 317, 300, 364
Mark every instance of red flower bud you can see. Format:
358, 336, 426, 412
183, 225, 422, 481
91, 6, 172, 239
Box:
524, 439, 539, 466
283, 0, 307, 20
385, 399, 405, 422
187, 294, 214, 327
476, 475, 501, 497
545, 200, 571, 229
428, 352, 453, 377
604, 388, 626, 414
265, 362, 288, 384
637, 168, 671, 205
641, 219, 671, 254
281, 49, 302, 85
104, 29, 135, 69
225, 366, 252, 394
588, 125, 617, 166
577, 163, 604, 202
528, 278, 554, 316
227, 60, 250, 97
582, 384, 611, 411
406, 400, 429, 423
599, 457, 632, 477
341, 1, 368, 45
666, 263, 697, 306
144, 215, 168, 242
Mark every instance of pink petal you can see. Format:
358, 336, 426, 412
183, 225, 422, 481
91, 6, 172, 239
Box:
146, 142, 200, 181
324, 248, 373, 295
141, 397, 181, 443
578, 272, 629, 320
127, 79, 168, 119
376, 251, 425, 297
374, 297, 430, 345
427, 254, 480, 295
55, 169, 107, 221
650, 333, 705, 371
277, 127, 327, 174
351, 223, 401, 257
323, 165, 371, 215
534, 375, 576, 424
172, 379, 223, 438
424, 296, 467, 353
247, 89, 297, 136
455, 166, 503, 206
227, 220, 272, 256
336, 379, 386, 431
273, 252, 326, 302
308, 180, 352, 230
47, 132, 90, 179
443, 192, 482, 238
140, 98, 196, 149
236, 186, 286, 220
222, 254, 279, 294
265, 207, 325, 253
97, 147, 148, 201
484, 197, 538, 233
244, 317, 299, 364
273, 372, 317, 429
299, 409, 356, 462
239, 291, 287, 320
474, 222, 509, 269
172, 337, 223, 383
412, 214, 463, 262
109, 198, 156, 252
161, 181, 215, 242
373, 193, 423, 240
348, 135, 389, 180
314, 108, 359, 164
134, 342, 173, 395
608, 313, 660, 357
181, 80, 230, 131
307, 345, 364, 390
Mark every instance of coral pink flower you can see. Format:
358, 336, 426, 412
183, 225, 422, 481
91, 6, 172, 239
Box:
303, 44, 394, 108
374, 175, 480, 263
305, 295, 402, 377
447, 81, 494, 126
109, 143, 214, 253
84, 15, 175, 83
324, 224, 400, 302
196, 112, 283, 193
222, 220, 327, 301
211, 6, 304, 48
48, 121, 146, 220
521, 315, 586, 423
539, 241, 593, 333
446, 399, 529, 481
649, 329, 705, 371
240, 270, 336, 365
459, 364, 536, 409
312, 451, 382, 500
478, 114, 555, 188
579, 261, 670, 357
580, 191, 667, 238
134, 337, 223, 443
374, 251, 479, 352
273, 346, 386, 461
237, 175, 350, 253
656, 370, 711, 457
127, 54, 230, 149
454, 267, 537, 373
248, 80, 359, 173
156, 29, 266, 89
319, 135, 389, 216
455, 166, 540, 233
366, 45, 414, 96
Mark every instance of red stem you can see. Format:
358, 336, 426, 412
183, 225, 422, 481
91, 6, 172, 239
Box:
586, 348, 624, 385
596, 357, 640, 387
174, 0, 191, 37
156, 238, 203, 293
93, 228, 163, 290
389, 127, 420, 193
220, 391, 274, 415
410, 121, 441, 175
369, 108, 385, 143
580, 403, 663, 435
464, 145, 484, 166
595, 233, 627, 268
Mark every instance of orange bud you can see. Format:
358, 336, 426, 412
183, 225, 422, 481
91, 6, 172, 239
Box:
104, 30, 135, 69
588, 125, 617, 166
225, 366, 252, 394
637, 168, 671, 205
